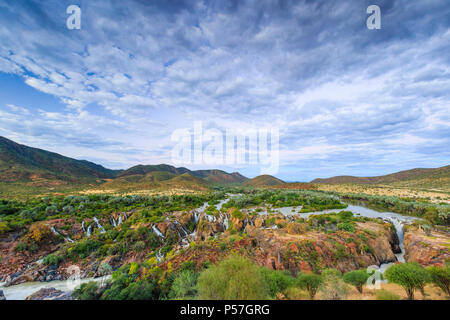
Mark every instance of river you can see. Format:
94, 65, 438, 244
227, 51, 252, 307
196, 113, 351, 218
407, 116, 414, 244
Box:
0, 196, 420, 300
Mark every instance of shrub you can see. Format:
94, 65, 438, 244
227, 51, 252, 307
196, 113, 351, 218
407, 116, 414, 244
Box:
343, 270, 370, 293
337, 222, 354, 233
375, 289, 400, 300
426, 265, 450, 295
27, 223, 52, 243
296, 273, 323, 299
197, 255, 269, 299
43, 253, 63, 266
73, 281, 101, 300
170, 270, 199, 299
0, 221, 10, 234
260, 268, 295, 298
14, 242, 28, 253
319, 268, 349, 300
385, 262, 430, 300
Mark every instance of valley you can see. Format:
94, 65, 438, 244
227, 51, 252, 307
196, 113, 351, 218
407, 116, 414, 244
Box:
0, 137, 448, 301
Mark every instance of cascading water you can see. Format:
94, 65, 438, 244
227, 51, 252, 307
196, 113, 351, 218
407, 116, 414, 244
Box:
93, 217, 106, 234
152, 225, 164, 239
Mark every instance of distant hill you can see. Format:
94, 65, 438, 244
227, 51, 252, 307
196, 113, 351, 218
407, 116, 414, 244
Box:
311, 165, 450, 189
191, 169, 247, 185
0, 137, 247, 196
120, 165, 247, 186
243, 175, 285, 187
118, 164, 190, 177
103, 171, 209, 192
0, 136, 120, 185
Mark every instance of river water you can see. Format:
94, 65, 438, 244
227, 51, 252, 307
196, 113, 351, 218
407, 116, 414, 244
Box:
1, 196, 420, 300
0, 275, 111, 300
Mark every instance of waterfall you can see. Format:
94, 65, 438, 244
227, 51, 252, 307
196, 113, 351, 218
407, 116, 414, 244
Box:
385, 217, 406, 263
50, 226, 74, 243
81, 221, 86, 232
152, 225, 165, 239
156, 248, 163, 263
93, 217, 106, 234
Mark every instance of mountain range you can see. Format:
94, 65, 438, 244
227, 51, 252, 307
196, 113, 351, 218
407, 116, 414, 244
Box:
0, 136, 448, 195
312, 166, 450, 189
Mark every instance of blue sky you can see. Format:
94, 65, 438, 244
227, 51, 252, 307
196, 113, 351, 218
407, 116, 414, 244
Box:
0, 0, 449, 181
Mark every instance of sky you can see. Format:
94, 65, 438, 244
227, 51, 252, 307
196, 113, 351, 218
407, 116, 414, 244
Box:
0, 0, 449, 181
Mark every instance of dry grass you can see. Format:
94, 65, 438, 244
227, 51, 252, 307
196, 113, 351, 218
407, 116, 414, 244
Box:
316, 184, 450, 204
286, 283, 449, 300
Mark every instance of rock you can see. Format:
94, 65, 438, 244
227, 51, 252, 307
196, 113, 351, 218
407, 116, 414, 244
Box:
404, 226, 450, 266
0, 290, 6, 300
254, 217, 264, 228
25, 288, 73, 300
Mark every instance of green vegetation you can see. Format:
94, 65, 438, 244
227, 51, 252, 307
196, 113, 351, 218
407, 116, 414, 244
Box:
426, 265, 450, 295
318, 269, 349, 300
197, 255, 269, 300
296, 273, 323, 299
385, 262, 430, 300
375, 289, 401, 300
343, 270, 369, 293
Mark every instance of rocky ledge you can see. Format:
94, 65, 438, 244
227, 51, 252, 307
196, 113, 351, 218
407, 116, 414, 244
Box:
404, 225, 450, 266
25, 288, 73, 300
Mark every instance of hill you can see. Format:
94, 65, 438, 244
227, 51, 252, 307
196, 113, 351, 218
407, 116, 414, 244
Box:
243, 175, 285, 187
311, 165, 450, 190
0, 136, 120, 185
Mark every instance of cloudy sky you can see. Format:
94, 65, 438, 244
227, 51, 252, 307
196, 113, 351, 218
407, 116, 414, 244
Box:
0, 0, 449, 181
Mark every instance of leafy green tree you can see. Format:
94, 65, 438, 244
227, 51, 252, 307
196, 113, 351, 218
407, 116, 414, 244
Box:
343, 270, 369, 293
296, 273, 323, 299
385, 263, 430, 300
197, 255, 269, 300
426, 265, 450, 295
260, 268, 295, 298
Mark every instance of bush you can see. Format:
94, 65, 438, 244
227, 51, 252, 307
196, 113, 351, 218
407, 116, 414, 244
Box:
319, 269, 349, 300
343, 270, 369, 293
27, 223, 52, 243
296, 273, 323, 299
375, 289, 400, 300
170, 270, 199, 299
73, 281, 101, 300
43, 253, 63, 266
197, 255, 269, 299
426, 265, 450, 295
260, 268, 295, 298
385, 262, 430, 300
337, 222, 354, 233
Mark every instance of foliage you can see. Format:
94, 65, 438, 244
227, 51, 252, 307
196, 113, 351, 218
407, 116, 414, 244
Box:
197, 255, 269, 300
169, 270, 199, 299
73, 281, 101, 300
260, 268, 295, 298
385, 262, 430, 300
296, 273, 323, 299
426, 265, 450, 295
343, 270, 369, 293
319, 269, 349, 300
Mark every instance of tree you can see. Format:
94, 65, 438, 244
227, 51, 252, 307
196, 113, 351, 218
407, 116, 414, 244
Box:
197, 255, 269, 300
260, 268, 295, 298
426, 265, 450, 295
385, 263, 430, 300
319, 269, 349, 300
343, 270, 369, 293
296, 273, 323, 299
